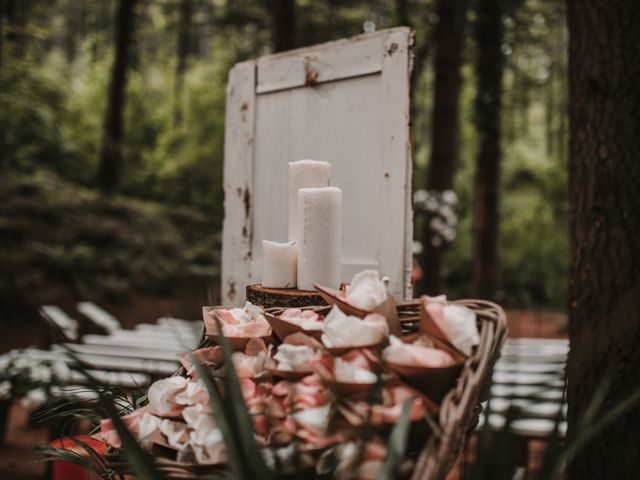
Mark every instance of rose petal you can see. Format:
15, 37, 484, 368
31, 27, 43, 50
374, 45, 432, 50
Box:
343, 270, 388, 311
232, 351, 266, 378
147, 376, 188, 416
383, 335, 455, 368
292, 403, 332, 436
177, 347, 223, 374
159, 419, 190, 449
442, 304, 480, 356
333, 358, 377, 384
273, 344, 317, 372
321, 306, 388, 348
138, 412, 161, 442
281, 309, 325, 331
204, 302, 271, 338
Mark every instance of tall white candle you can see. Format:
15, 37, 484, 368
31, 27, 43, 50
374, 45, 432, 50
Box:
288, 160, 331, 242
262, 240, 297, 288
297, 186, 342, 291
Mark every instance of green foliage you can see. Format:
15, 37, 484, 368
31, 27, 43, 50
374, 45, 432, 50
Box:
36, 345, 640, 479
37, 358, 164, 480
96, 393, 166, 479
0, 52, 74, 173
413, 0, 569, 309
135, 56, 230, 221
0, 170, 219, 322
36, 442, 112, 478
0, 0, 570, 313
378, 398, 414, 480
191, 328, 275, 479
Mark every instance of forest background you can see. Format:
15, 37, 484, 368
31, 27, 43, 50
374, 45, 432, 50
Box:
0, 0, 568, 339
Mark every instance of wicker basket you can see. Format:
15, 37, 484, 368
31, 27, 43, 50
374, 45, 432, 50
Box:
268, 299, 507, 478
106, 299, 506, 480
410, 299, 507, 479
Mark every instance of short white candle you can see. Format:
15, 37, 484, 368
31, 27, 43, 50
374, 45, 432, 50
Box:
297, 186, 342, 291
288, 160, 331, 242
262, 240, 297, 288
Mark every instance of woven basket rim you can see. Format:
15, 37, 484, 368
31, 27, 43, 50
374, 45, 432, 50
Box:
410, 299, 508, 480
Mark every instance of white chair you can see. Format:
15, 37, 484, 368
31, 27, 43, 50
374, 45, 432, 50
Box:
77, 301, 121, 333
40, 305, 79, 341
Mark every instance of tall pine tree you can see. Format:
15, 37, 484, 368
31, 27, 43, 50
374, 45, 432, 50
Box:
97, 0, 136, 193
421, 0, 469, 295
471, 0, 505, 299
566, 0, 640, 477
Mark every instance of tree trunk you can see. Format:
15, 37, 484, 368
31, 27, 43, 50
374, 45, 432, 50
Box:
566, 1, 640, 478
545, 62, 554, 157
420, 0, 468, 295
63, 0, 77, 63
4, 0, 27, 58
471, 0, 504, 299
97, 0, 136, 194
173, 0, 192, 128
0, 0, 4, 79
270, 0, 295, 52
395, 0, 409, 27
197, 2, 214, 59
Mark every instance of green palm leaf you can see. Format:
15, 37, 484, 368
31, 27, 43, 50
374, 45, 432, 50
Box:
378, 398, 414, 480
190, 319, 274, 480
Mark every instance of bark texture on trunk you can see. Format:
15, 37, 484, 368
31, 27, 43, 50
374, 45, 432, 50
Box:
395, 0, 409, 27
97, 0, 136, 193
566, 1, 640, 478
173, 0, 192, 127
0, 0, 4, 79
271, 0, 295, 52
420, 0, 468, 295
471, 0, 504, 299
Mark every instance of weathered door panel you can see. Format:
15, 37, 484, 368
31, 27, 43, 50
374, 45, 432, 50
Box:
222, 28, 414, 305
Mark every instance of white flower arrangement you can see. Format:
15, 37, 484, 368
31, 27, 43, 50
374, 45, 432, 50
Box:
413, 189, 459, 247
0, 349, 71, 408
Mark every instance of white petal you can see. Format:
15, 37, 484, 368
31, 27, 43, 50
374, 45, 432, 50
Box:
382, 335, 454, 367
159, 419, 189, 449
321, 306, 388, 348
183, 404, 216, 443
344, 270, 387, 311
333, 358, 376, 384
138, 413, 161, 441
273, 344, 316, 371
293, 403, 331, 433
174, 380, 208, 406
442, 305, 479, 356
148, 376, 188, 415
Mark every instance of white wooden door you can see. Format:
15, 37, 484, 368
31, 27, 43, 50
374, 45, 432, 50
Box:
222, 27, 414, 305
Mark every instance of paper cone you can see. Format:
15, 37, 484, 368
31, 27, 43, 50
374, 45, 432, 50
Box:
264, 312, 323, 342
267, 367, 313, 380
323, 380, 376, 399
314, 284, 369, 318
316, 284, 401, 338
372, 295, 402, 336
265, 311, 304, 340
325, 341, 383, 356
203, 307, 273, 351
384, 360, 464, 403
206, 334, 272, 352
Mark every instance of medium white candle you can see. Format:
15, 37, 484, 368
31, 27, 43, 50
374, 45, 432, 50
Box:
262, 240, 297, 288
297, 186, 342, 291
288, 160, 331, 242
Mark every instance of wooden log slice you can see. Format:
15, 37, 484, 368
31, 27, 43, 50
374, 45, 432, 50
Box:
246, 284, 327, 309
